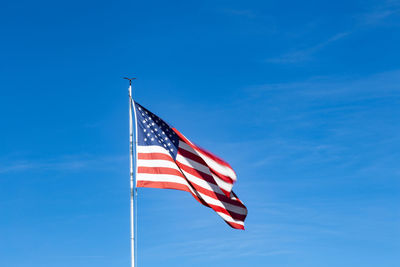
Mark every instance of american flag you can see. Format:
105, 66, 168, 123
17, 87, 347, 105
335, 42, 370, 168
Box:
133, 100, 247, 229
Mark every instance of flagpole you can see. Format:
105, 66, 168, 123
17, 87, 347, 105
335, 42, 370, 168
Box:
126, 77, 137, 267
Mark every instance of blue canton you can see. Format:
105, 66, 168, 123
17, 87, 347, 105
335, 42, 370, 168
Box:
134, 102, 179, 159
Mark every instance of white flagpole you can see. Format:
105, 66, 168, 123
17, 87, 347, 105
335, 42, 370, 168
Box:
126, 77, 137, 267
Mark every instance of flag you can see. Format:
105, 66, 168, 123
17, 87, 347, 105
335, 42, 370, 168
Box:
133, 100, 247, 229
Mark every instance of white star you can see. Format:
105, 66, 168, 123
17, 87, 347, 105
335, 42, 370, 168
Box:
151, 137, 154, 141
151, 122, 155, 126
144, 138, 147, 141
168, 143, 171, 146
138, 107, 141, 110
147, 133, 150, 136
154, 128, 158, 132
143, 129, 146, 132
170, 148, 173, 152
164, 137, 168, 140
142, 120, 146, 123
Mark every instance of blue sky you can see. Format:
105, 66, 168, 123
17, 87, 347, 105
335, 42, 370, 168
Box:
1, 0, 399, 266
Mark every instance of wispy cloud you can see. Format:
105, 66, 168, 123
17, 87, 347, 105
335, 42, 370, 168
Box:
267, 32, 349, 63
248, 69, 400, 99
0, 154, 125, 174
141, 227, 296, 261
214, 70, 400, 188
140, 200, 350, 262
268, 1, 400, 64
358, 0, 400, 25
223, 8, 258, 19
218, 7, 277, 34
360, 9, 399, 24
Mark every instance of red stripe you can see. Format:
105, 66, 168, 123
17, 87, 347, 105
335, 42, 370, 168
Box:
136, 139, 247, 229
138, 157, 247, 217
175, 163, 247, 220
176, 157, 231, 197
231, 191, 245, 205
207, 204, 247, 221
173, 128, 235, 169
209, 168, 235, 185
225, 221, 245, 230
136, 180, 208, 207
137, 180, 189, 192
176, 161, 244, 208
176, 159, 219, 187
137, 166, 184, 177
138, 163, 246, 216
177, 148, 229, 182
177, 142, 235, 184
138, 152, 174, 162
177, 147, 204, 165
195, 145, 233, 169
137, 180, 246, 224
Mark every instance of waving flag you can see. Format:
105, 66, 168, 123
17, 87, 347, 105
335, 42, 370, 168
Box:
133, 101, 247, 229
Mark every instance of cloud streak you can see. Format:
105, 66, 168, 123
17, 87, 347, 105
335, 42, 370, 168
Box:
248, 69, 400, 100
268, 1, 400, 64
0, 154, 125, 174
358, 0, 400, 25
222, 8, 258, 19
267, 32, 350, 63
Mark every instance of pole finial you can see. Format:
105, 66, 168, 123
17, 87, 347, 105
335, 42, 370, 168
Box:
124, 77, 136, 86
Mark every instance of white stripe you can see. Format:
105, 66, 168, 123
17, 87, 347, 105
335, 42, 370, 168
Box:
136, 173, 202, 202
177, 164, 224, 195
137, 159, 178, 169
179, 141, 237, 181
138, 145, 233, 194
176, 154, 233, 193
176, 158, 227, 195
137, 145, 171, 154
178, 168, 247, 215
211, 173, 233, 194
138, 144, 236, 193
176, 153, 210, 175
216, 212, 245, 226
137, 152, 232, 195
136, 173, 190, 187
197, 191, 247, 215
137, 172, 246, 215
